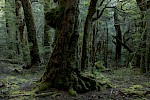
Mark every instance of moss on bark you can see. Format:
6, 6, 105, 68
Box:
36, 0, 111, 95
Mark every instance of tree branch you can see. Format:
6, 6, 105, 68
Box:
112, 35, 133, 53
92, 0, 112, 22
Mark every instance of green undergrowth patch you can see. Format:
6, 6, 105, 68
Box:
68, 88, 77, 96
5, 90, 58, 99
0, 62, 149, 99
111, 68, 141, 81
1, 75, 29, 94
0, 62, 45, 99
120, 84, 149, 98
143, 82, 150, 87
82, 70, 112, 89
106, 67, 150, 99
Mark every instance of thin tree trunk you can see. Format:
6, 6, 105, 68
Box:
105, 22, 109, 68
43, 0, 50, 46
5, 0, 17, 58
15, 0, 22, 55
15, 0, 29, 63
81, 0, 98, 71
20, 0, 40, 67
92, 23, 97, 68
136, 0, 149, 73
114, 8, 122, 66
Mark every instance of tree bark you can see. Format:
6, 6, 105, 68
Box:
43, 0, 50, 46
20, 0, 40, 67
38, 0, 107, 93
136, 0, 149, 73
92, 24, 97, 68
40, 0, 80, 90
81, 0, 98, 71
15, 0, 30, 63
5, 0, 16, 58
114, 8, 122, 65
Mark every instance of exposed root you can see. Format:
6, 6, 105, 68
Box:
37, 71, 111, 94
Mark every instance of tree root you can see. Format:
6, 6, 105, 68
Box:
37, 70, 111, 95
72, 72, 111, 93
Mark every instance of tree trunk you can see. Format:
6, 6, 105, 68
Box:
104, 22, 109, 68
5, 0, 16, 58
43, 0, 50, 46
15, 0, 22, 55
38, 0, 106, 94
114, 8, 122, 66
81, 0, 98, 71
92, 24, 97, 68
15, 0, 30, 63
40, 0, 80, 90
136, 0, 149, 73
20, 0, 40, 67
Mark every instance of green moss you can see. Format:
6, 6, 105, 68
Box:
11, 90, 34, 95
81, 71, 95, 78
51, 93, 59, 98
34, 82, 51, 93
122, 88, 145, 95
95, 61, 108, 71
129, 85, 143, 90
9, 84, 20, 90
112, 68, 135, 81
68, 88, 77, 96
110, 84, 119, 88
143, 82, 150, 87
36, 92, 57, 97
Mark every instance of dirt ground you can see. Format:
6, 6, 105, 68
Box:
0, 60, 150, 100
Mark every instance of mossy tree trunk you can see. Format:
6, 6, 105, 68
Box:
15, 0, 29, 63
39, 0, 106, 93
40, 0, 79, 90
136, 0, 150, 73
81, 0, 98, 71
15, 0, 21, 55
20, 0, 40, 67
5, 0, 17, 58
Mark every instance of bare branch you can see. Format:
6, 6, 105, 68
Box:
112, 35, 133, 53
92, 0, 112, 22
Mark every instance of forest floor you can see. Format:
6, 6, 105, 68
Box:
0, 59, 150, 100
